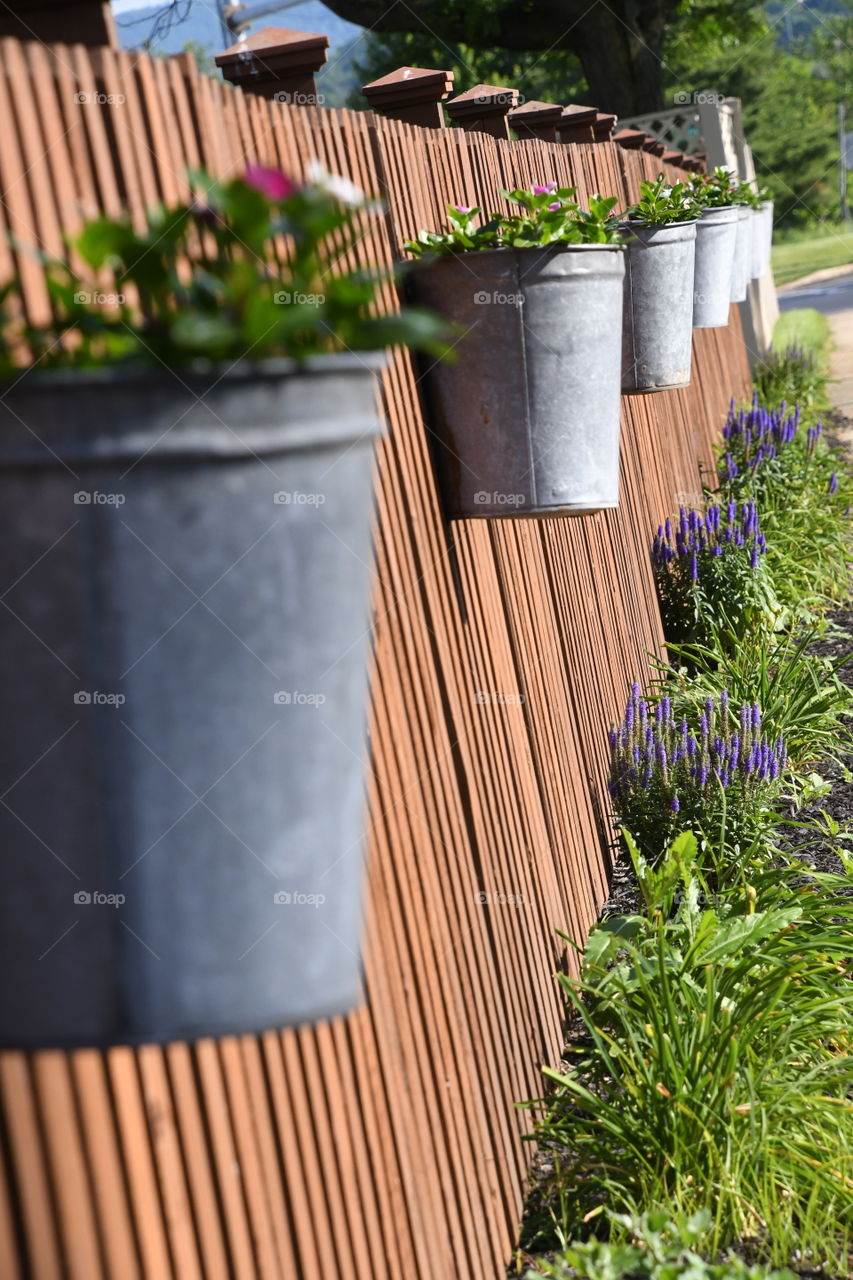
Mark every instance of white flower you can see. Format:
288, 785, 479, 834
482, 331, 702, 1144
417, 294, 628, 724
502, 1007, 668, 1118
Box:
306, 160, 367, 207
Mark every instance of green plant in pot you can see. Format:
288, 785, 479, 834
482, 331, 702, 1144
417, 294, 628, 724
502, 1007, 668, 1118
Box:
686, 169, 743, 327
404, 182, 628, 519
0, 162, 448, 1051
621, 174, 701, 392
690, 168, 755, 304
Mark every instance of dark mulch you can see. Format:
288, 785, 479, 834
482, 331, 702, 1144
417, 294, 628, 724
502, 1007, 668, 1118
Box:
510, 604, 853, 1280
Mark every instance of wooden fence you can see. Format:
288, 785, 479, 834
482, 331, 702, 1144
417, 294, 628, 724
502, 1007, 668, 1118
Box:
0, 38, 751, 1279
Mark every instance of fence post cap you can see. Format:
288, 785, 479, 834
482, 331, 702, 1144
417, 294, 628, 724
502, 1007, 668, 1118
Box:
362, 65, 454, 126
214, 26, 328, 100
508, 99, 563, 125
215, 25, 328, 67
445, 83, 519, 137
446, 82, 519, 110
508, 99, 563, 141
592, 111, 616, 140
613, 127, 647, 150
363, 65, 454, 102
556, 103, 598, 142
663, 149, 685, 165
560, 104, 598, 123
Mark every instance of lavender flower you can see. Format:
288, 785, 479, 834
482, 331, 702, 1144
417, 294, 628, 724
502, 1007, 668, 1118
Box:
608, 686, 786, 851
651, 501, 767, 580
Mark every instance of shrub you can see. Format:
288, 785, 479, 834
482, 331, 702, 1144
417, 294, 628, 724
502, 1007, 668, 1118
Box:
608, 688, 785, 868
655, 627, 853, 774
651, 503, 777, 650
753, 344, 828, 414
530, 834, 853, 1269
716, 394, 852, 610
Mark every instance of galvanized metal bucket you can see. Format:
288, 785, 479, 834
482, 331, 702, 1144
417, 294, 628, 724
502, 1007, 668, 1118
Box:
0, 355, 384, 1049
409, 244, 626, 518
621, 220, 697, 392
730, 206, 752, 302
692, 206, 739, 327
760, 200, 774, 272
749, 207, 764, 278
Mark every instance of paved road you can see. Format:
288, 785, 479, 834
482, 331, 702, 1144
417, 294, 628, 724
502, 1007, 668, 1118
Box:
778, 269, 853, 417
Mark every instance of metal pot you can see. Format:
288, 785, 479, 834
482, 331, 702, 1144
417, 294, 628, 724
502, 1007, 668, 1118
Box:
0, 355, 384, 1048
622, 220, 697, 392
730, 205, 752, 302
693, 206, 739, 327
760, 200, 774, 272
409, 244, 626, 517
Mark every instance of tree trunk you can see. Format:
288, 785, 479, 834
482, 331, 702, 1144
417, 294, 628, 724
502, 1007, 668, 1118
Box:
571, 0, 670, 117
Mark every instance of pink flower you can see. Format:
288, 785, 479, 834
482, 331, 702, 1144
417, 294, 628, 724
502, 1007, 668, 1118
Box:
244, 164, 297, 201
532, 182, 557, 195
454, 204, 472, 214
547, 201, 562, 211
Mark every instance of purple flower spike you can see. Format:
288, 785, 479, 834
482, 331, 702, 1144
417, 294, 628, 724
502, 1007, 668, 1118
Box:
829, 473, 838, 495
671, 795, 680, 812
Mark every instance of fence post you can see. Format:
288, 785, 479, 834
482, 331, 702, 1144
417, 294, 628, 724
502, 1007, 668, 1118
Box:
445, 84, 519, 139
556, 105, 598, 143
614, 128, 647, 151
592, 112, 616, 143
362, 67, 455, 128
508, 100, 563, 142
214, 26, 328, 102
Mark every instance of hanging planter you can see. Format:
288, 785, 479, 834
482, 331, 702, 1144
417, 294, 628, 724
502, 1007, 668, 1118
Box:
730, 206, 752, 302
692, 206, 739, 327
620, 178, 698, 392
0, 358, 383, 1048
687, 168, 768, 325
750, 206, 764, 278
410, 243, 625, 516
406, 185, 626, 517
758, 199, 775, 274
0, 165, 447, 1049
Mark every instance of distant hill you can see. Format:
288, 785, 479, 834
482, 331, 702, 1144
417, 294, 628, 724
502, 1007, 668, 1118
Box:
115, 1, 364, 104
